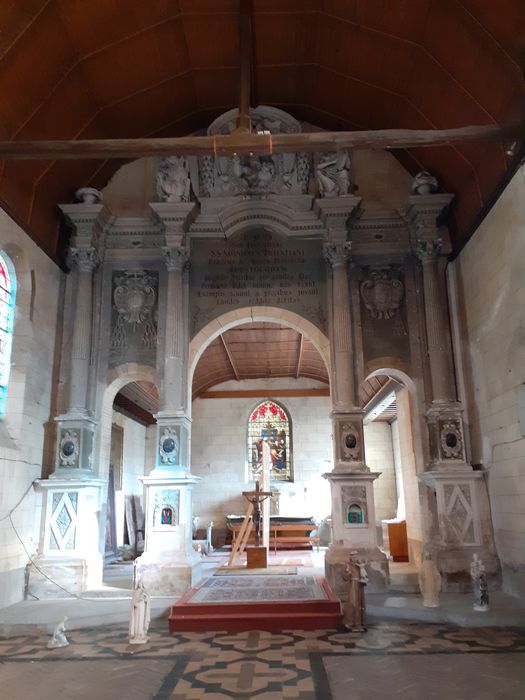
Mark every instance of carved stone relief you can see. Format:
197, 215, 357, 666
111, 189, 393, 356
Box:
439, 420, 464, 460
109, 270, 158, 368
196, 106, 310, 197
339, 422, 362, 461
49, 491, 78, 551
315, 151, 351, 197
58, 430, 80, 468
159, 426, 180, 465
443, 483, 476, 545
156, 156, 192, 202
360, 267, 404, 319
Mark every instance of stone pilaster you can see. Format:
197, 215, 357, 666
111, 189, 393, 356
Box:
406, 193, 500, 589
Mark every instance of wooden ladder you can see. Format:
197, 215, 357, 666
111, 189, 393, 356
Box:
227, 502, 254, 567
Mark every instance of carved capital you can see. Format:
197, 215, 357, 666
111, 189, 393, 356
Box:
162, 246, 189, 272
323, 241, 351, 268
70, 247, 99, 272
414, 238, 442, 264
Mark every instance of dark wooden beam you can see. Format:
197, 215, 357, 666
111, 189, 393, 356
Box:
236, 0, 253, 132
0, 124, 510, 160
220, 333, 240, 381
295, 334, 304, 379
114, 392, 156, 426
198, 388, 330, 399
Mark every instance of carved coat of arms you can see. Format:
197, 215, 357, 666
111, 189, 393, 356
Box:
110, 271, 157, 351
360, 268, 404, 320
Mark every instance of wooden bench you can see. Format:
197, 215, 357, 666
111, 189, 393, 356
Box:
230, 522, 319, 552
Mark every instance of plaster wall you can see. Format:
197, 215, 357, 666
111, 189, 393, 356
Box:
456, 165, 525, 599
0, 211, 62, 607
363, 422, 397, 523
392, 389, 423, 562
190, 378, 333, 530
111, 410, 147, 548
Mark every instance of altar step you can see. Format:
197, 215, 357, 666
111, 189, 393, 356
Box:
388, 570, 420, 594
169, 577, 342, 633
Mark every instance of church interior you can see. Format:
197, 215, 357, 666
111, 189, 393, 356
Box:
0, 2, 524, 698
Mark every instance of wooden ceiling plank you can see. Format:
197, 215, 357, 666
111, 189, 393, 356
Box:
220, 332, 240, 381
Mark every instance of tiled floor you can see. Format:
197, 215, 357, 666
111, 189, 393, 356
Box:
0, 622, 524, 699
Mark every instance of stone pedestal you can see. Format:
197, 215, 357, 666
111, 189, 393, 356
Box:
323, 470, 388, 598
135, 473, 202, 597
26, 479, 105, 599
419, 470, 500, 591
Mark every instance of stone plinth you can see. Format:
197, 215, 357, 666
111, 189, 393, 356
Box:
419, 469, 501, 592
323, 470, 388, 597
26, 479, 105, 599
135, 473, 202, 597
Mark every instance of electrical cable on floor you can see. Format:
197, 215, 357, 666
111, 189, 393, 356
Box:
5, 481, 132, 602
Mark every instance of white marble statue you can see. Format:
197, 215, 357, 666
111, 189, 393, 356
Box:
411, 170, 438, 195
470, 554, 490, 612
157, 156, 191, 202
47, 616, 69, 648
129, 582, 151, 644
418, 552, 441, 608
316, 151, 351, 197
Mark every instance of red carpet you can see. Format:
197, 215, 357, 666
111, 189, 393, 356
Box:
169, 575, 341, 632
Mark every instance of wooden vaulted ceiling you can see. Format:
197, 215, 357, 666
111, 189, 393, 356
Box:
0, 1, 523, 264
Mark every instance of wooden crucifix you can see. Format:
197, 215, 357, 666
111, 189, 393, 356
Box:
242, 480, 273, 547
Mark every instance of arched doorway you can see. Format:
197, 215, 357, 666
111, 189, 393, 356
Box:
188, 308, 332, 550
360, 368, 425, 574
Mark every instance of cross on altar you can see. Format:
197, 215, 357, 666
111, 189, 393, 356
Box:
242, 481, 273, 547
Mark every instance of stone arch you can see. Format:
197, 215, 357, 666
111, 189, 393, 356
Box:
188, 306, 331, 412
216, 199, 324, 240
96, 363, 158, 483
363, 366, 426, 563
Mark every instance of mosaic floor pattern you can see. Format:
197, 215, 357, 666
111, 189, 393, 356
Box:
0, 622, 524, 699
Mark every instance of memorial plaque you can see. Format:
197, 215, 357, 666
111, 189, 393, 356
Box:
190, 230, 327, 335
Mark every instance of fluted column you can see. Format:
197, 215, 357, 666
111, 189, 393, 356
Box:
162, 246, 189, 413
68, 247, 98, 412
415, 239, 456, 402
324, 242, 355, 410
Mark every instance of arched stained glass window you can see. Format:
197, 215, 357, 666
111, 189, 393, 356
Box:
247, 400, 292, 482
0, 253, 15, 415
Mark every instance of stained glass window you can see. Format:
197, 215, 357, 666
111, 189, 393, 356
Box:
0, 253, 15, 415
247, 400, 292, 482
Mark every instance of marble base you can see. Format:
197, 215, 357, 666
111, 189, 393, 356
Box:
324, 544, 388, 600
135, 551, 202, 598
25, 556, 94, 599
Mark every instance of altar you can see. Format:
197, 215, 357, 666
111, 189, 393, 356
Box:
227, 515, 320, 552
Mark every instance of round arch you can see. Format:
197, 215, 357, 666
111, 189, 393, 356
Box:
188, 306, 331, 413
96, 363, 158, 483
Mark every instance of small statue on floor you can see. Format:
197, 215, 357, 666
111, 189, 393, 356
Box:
47, 616, 69, 649
419, 552, 441, 608
129, 582, 151, 644
342, 552, 368, 631
470, 554, 490, 612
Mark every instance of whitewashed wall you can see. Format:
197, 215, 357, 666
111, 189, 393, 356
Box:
456, 165, 525, 599
0, 212, 62, 607
364, 422, 397, 523
190, 378, 333, 528
111, 410, 147, 547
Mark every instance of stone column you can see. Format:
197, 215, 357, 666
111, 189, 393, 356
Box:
315, 196, 388, 598
134, 202, 202, 596
406, 193, 500, 590
26, 200, 108, 598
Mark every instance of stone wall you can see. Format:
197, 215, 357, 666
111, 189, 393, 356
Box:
456, 165, 525, 599
111, 410, 147, 548
0, 212, 62, 607
363, 422, 397, 523
190, 378, 333, 533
